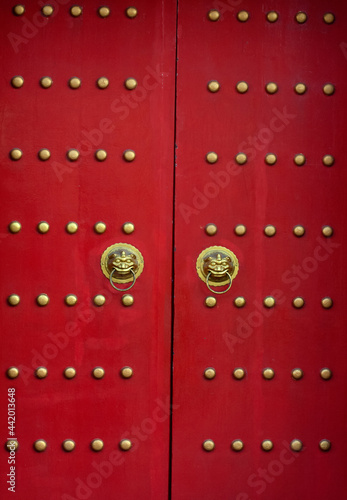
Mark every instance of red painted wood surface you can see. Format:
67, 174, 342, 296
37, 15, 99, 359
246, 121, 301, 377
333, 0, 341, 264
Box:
0, 1, 176, 498
173, 1, 347, 499
1, 0, 347, 499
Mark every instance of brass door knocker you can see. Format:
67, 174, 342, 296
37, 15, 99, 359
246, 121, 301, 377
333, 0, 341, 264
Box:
196, 246, 239, 294
101, 243, 144, 291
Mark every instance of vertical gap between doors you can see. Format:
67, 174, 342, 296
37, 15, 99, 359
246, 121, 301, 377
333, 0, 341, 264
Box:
168, 0, 179, 498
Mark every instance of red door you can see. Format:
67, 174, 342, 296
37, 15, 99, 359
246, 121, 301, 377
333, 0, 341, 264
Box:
1, 1, 347, 499
1, 1, 176, 498
173, 1, 347, 499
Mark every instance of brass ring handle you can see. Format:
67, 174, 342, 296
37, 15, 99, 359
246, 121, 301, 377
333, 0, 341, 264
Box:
196, 246, 239, 293
101, 243, 144, 291
206, 271, 232, 295
109, 268, 136, 291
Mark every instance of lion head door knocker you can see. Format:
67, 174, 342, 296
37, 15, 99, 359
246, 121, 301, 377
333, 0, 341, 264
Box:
196, 246, 239, 294
101, 243, 144, 291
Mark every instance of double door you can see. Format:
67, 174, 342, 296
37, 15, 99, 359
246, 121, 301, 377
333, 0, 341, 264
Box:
1, 1, 346, 499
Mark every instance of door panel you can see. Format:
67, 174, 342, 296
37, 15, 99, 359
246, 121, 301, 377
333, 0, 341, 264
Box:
0, 1, 176, 498
172, 1, 347, 499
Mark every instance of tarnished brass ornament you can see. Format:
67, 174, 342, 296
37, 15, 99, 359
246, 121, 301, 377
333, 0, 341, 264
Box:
197, 246, 239, 294
101, 243, 144, 291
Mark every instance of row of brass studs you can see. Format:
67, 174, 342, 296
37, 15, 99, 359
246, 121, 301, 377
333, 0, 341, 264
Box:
6, 438, 332, 453
6, 438, 133, 452
208, 10, 335, 24
8, 149, 336, 165
13, 5, 137, 18
6, 366, 133, 379
9, 148, 136, 162
6, 294, 333, 310
203, 439, 331, 452
205, 152, 335, 165
208, 81, 335, 95
204, 367, 332, 380
8, 221, 134, 234
205, 296, 333, 309
11, 76, 138, 89
205, 224, 334, 238
11, 77, 335, 95
12, 5, 334, 24
7, 222, 333, 238
231, 296, 333, 309
7, 294, 135, 307
5, 366, 332, 380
